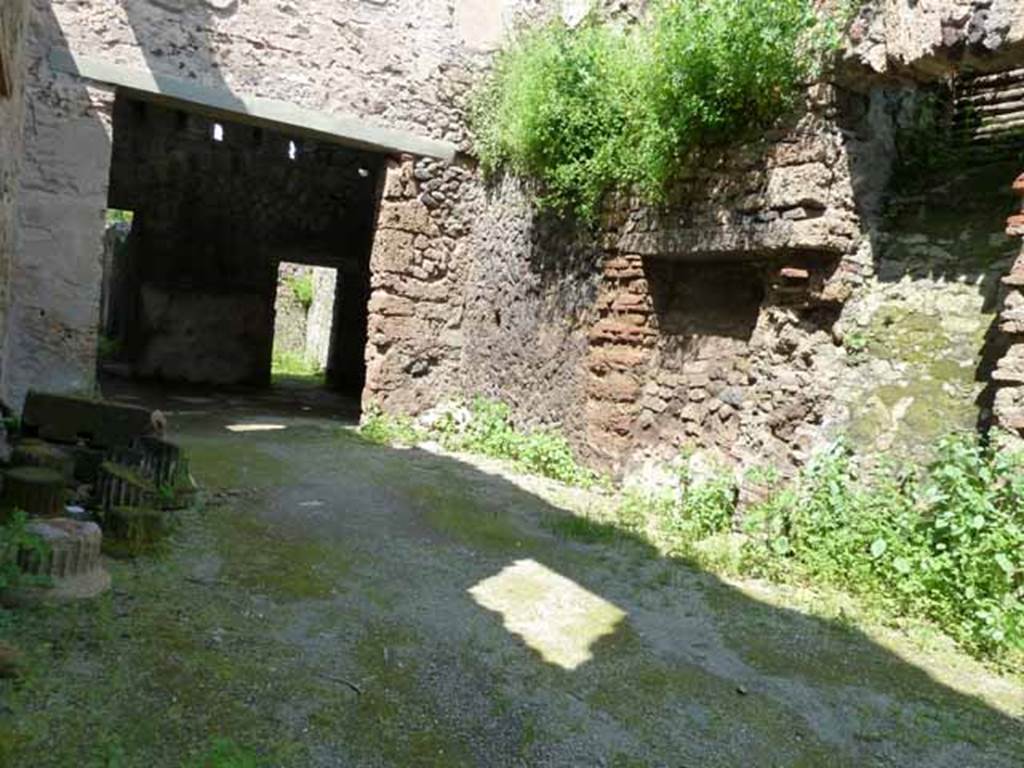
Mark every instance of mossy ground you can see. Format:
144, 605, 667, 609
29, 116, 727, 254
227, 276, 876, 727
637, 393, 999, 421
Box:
1, 399, 1021, 766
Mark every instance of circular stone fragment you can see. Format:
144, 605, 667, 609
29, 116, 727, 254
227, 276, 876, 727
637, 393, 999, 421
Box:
102, 506, 173, 558
12, 518, 111, 602
1, 466, 65, 520
11, 439, 76, 482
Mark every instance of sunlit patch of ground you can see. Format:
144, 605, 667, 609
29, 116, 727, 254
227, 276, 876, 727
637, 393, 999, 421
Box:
469, 559, 626, 670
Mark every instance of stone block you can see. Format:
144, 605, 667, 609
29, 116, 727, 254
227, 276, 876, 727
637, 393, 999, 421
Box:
371, 229, 418, 273
12, 518, 110, 601
102, 506, 174, 558
779, 267, 811, 280
768, 135, 829, 167
23, 391, 152, 448
1, 467, 65, 519
588, 320, 655, 346
368, 292, 416, 317
765, 163, 831, 210
585, 403, 637, 437
1001, 306, 1024, 335
377, 200, 440, 236
993, 344, 1024, 384
587, 345, 649, 373
602, 256, 645, 279
10, 439, 75, 482
588, 372, 641, 403
610, 292, 653, 313
994, 386, 1024, 432
1003, 270, 1024, 287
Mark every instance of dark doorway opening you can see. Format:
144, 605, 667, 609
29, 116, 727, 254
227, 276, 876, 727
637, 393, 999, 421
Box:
100, 94, 384, 410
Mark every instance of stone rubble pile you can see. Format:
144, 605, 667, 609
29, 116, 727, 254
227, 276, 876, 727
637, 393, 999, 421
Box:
0, 392, 196, 601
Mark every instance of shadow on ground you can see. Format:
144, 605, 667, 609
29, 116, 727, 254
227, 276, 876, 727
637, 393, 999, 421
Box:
1, 385, 1021, 767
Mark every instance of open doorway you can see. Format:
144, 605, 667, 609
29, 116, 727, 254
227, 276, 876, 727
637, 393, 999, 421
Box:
271, 262, 337, 384
100, 93, 384, 411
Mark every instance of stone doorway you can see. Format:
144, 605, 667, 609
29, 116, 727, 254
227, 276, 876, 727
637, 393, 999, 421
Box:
99, 93, 385, 404
270, 262, 338, 384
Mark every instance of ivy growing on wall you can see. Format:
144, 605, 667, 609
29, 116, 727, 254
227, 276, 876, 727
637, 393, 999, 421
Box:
472, 0, 848, 219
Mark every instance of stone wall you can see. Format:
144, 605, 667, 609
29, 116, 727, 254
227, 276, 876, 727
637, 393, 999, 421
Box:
365, 82, 870, 475
0, 0, 29, 408
994, 174, 1024, 436
364, 156, 475, 412
360, 64, 1024, 477
2, 0, 522, 406
374, 68, 1024, 478
273, 264, 312, 362
8, 0, 1024, 477
3, 0, 115, 410
847, 0, 1024, 79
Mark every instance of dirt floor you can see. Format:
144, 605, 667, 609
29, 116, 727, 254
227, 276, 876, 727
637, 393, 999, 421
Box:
1, 382, 1022, 767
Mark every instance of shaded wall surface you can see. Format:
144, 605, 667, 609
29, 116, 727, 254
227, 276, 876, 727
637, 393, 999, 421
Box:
106, 97, 382, 386
4, 0, 508, 407
0, 0, 29, 406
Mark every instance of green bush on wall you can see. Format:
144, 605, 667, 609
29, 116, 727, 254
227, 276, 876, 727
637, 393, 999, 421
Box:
472, 0, 846, 219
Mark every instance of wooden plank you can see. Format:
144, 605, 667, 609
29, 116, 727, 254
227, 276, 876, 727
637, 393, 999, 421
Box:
49, 49, 457, 161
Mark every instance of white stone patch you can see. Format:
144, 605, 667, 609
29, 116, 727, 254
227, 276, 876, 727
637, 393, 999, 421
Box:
455, 0, 508, 51
469, 559, 626, 670
561, 0, 592, 27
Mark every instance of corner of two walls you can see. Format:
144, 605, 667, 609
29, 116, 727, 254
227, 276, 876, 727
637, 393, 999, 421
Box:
363, 156, 475, 415
363, 86, 865, 476
363, 155, 604, 444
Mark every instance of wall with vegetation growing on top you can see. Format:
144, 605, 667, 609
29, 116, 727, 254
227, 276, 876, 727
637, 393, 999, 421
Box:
5, 0, 1024, 480
367, 0, 1024, 478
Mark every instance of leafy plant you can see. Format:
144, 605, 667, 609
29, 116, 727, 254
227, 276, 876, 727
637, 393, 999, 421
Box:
740, 435, 1024, 658
0, 511, 46, 593
842, 330, 870, 356
618, 459, 737, 557
97, 334, 122, 362
360, 407, 424, 447
270, 349, 322, 380
361, 398, 600, 487
438, 398, 599, 486
105, 209, 134, 227
472, 0, 846, 218
286, 275, 315, 311
473, 17, 634, 218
